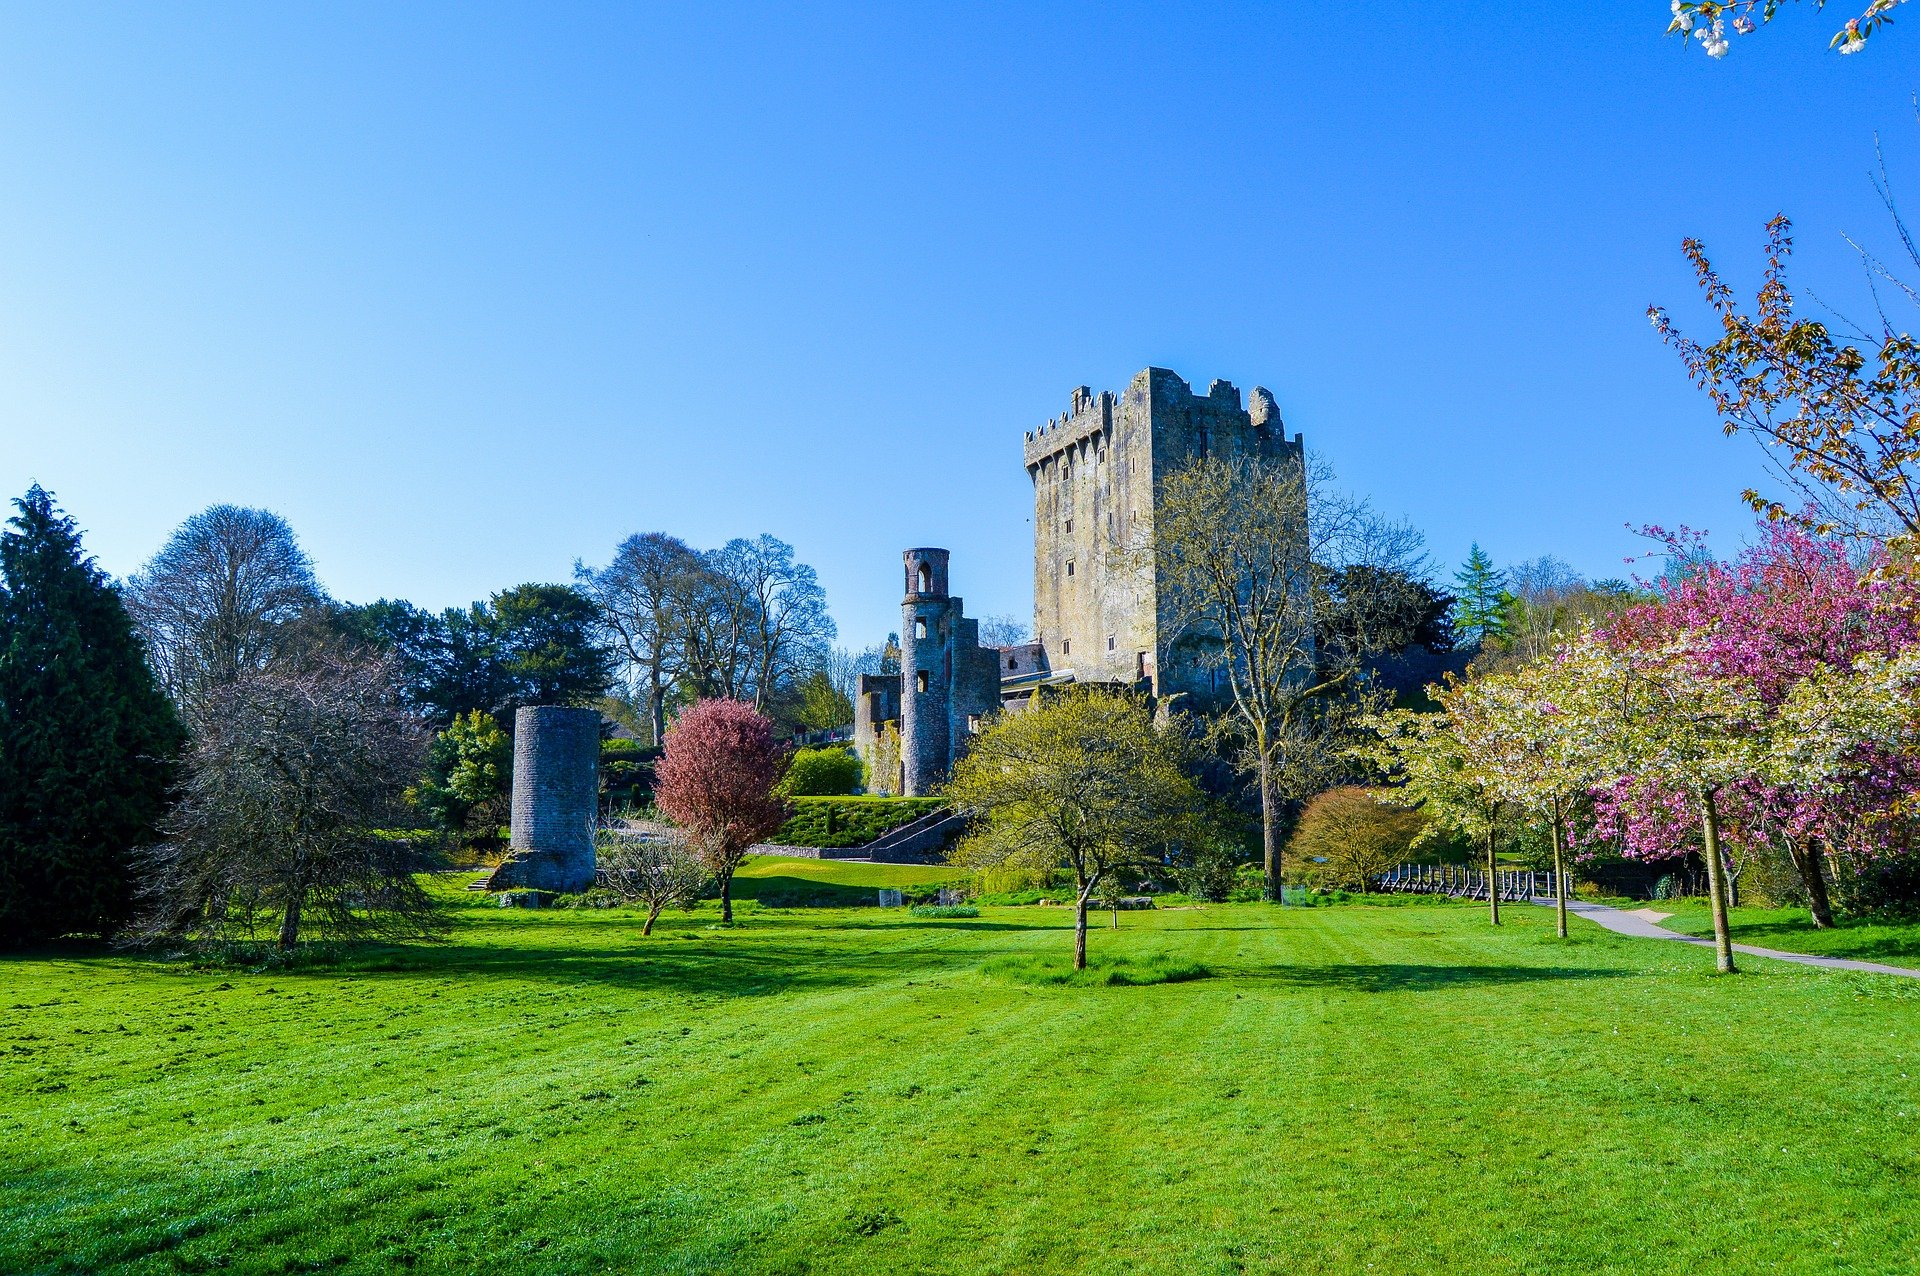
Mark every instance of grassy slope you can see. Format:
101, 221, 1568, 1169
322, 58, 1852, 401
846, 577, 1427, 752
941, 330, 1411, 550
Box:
1644, 901, 1920, 969
5, 890, 1920, 1275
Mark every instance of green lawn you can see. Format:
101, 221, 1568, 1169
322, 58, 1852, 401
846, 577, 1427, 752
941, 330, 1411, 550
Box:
1641, 900, 1920, 970
5, 880, 1920, 1274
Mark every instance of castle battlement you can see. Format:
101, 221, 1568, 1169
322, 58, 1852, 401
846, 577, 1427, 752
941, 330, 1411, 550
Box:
1023, 385, 1115, 468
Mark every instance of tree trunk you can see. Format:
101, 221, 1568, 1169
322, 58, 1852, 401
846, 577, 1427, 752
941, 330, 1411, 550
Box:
719, 871, 734, 924
1074, 893, 1090, 970
1551, 809, 1569, 940
1700, 791, 1737, 974
277, 895, 302, 952
1787, 838, 1836, 929
1486, 829, 1500, 926
643, 901, 663, 936
649, 675, 666, 749
1259, 749, 1281, 903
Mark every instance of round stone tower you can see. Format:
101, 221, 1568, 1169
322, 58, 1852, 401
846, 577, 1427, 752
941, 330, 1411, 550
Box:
901, 548, 953, 797
506, 705, 601, 892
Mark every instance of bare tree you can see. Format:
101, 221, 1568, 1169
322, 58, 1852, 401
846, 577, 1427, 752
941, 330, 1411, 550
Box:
576, 533, 704, 745
1151, 453, 1431, 900
704, 535, 836, 713
124, 505, 327, 703
978, 614, 1031, 647
134, 651, 437, 951
595, 828, 711, 935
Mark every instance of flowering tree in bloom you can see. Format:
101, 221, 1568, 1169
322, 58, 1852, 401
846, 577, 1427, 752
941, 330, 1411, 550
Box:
654, 698, 787, 923
1452, 662, 1599, 939
1554, 633, 1763, 972
1665, 1, 1903, 57
1588, 523, 1920, 926
1357, 691, 1509, 926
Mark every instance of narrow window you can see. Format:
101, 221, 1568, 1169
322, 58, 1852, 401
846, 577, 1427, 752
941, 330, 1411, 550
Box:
966, 715, 981, 734
1137, 651, 1149, 680
1064, 518, 1072, 534
1007, 656, 1017, 671
1107, 635, 1116, 651
1062, 640, 1070, 655
1066, 561, 1075, 577
916, 670, 929, 693
914, 619, 927, 640
916, 564, 931, 593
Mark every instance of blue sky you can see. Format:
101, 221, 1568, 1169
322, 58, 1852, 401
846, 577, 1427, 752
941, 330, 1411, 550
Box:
3, 4, 1916, 646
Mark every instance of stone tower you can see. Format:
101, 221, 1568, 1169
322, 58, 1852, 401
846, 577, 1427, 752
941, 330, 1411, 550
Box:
1023, 368, 1305, 704
501, 705, 601, 892
900, 548, 953, 797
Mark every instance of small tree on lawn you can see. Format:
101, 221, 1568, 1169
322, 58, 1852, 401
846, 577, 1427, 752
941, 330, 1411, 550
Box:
653, 698, 787, 923
1553, 631, 1764, 973
1448, 662, 1599, 939
944, 689, 1205, 970
595, 828, 711, 936
1357, 692, 1509, 925
136, 652, 437, 951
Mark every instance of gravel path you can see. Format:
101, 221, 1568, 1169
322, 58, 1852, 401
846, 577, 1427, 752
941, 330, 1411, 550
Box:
1553, 897, 1920, 977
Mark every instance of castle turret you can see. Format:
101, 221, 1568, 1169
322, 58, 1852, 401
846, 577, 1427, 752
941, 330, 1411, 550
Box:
900, 548, 953, 797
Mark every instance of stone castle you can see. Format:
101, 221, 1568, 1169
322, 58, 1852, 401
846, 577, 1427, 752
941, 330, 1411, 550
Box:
856, 367, 1305, 795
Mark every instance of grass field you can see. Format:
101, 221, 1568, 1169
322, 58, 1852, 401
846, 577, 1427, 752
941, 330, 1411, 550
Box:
6, 865, 1920, 1275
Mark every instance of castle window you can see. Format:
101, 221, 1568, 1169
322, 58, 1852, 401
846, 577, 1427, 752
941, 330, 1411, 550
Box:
916, 564, 931, 593
1007, 656, 1017, 670
966, 715, 981, 734
1107, 636, 1116, 651
1064, 518, 1072, 533
914, 619, 927, 640
916, 670, 929, 693
1062, 640, 1070, 655
1066, 561, 1075, 577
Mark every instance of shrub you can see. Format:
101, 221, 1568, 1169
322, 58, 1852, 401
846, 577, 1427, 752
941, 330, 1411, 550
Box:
1288, 786, 1426, 891
782, 746, 863, 797
909, 904, 979, 918
1169, 840, 1242, 902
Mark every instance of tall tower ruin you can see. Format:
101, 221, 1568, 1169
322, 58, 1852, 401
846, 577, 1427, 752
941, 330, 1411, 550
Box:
900, 548, 953, 797
1023, 368, 1305, 704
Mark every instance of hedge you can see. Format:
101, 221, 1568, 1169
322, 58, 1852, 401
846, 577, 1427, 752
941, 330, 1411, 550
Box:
773, 796, 946, 849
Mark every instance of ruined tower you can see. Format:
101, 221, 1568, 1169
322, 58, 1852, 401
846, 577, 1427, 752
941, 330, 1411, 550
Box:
500, 705, 601, 892
900, 549, 951, 797
1023, 368, 1305, 704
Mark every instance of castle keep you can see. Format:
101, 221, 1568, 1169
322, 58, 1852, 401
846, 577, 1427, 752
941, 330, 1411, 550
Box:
855, 367, 1305, 793
1025, 367, 1304, 704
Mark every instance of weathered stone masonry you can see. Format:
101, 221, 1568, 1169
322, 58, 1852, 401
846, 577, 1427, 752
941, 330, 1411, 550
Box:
488, 705, 600, 893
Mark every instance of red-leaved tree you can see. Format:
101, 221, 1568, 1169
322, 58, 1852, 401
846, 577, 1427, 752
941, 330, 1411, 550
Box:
654, 698, 787, 923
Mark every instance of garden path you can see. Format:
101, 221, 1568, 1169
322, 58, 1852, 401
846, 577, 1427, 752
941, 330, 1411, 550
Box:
1548, 898, 1920, 977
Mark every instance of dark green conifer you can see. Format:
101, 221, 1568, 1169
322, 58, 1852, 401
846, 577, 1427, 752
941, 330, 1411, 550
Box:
0, 486, 184, 944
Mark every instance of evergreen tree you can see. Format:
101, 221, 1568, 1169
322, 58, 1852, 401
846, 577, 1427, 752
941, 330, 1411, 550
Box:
1451, 543, 1511, 649
0, 486, 184, 944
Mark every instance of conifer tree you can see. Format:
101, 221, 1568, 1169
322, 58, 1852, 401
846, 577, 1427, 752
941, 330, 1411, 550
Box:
0, 486, 184, 944
1451, 544, 1511, 650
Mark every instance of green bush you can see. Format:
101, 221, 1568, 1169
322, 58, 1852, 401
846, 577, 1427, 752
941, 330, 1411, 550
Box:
781, 747, 863, 797
772, 796, 944, 848
909, 904, 979, 918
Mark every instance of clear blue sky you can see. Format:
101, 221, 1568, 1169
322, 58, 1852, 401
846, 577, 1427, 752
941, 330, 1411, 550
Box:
3, 4, 1915, 647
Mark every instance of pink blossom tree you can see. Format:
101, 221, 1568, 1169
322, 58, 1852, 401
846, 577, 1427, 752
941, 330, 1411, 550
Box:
1589, 522, 1920, 927
654, 698, 788, 923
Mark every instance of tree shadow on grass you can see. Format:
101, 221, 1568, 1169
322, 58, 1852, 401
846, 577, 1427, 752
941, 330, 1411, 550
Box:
1231, 962, 1636, 993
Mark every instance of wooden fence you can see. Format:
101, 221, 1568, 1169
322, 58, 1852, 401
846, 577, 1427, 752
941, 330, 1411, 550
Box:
1374, 863, 1567, 903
